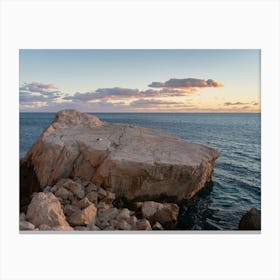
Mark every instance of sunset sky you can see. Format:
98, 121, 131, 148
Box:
19, 49, 260, 112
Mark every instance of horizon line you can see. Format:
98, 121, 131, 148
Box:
19, 111, 261, 114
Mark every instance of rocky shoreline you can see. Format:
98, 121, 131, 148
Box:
20, 109, 220, 231
20, 178, 180, 231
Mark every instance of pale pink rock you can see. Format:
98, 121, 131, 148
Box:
26, 192, 70, 228
53, 225, 74, 231
39, 224, 52, 231
68, 204, 97, 226
142, 201, 179, 229
20, 110, 218, 206
135, 219, 152, 230
56, 179, 85, 199
76, 197, 92, 209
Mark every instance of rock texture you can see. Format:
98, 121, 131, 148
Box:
239, 208, 261, 230
26, 192, 70, 228
20, 110, 218, 208
142, 201, 179, 229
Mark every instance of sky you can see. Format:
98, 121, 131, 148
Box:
19, 49, 260, 112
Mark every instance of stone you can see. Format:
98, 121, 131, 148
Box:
76, 197, 92, 209
135, 219, 152, 230
86, 191, 98, 204
50, 186, 58, 193
68, 204, 97, 226
116, 220, 132, 230
20, 221, 35, 230
142, 201, 179, 229
127, 215, 138, 227
20, 212, 26, 221
74, 226, 89, 231
103, 191, 116, 204
86, 183, 98, 193
43, 186, 52, 193
57, 179, 85, 199
117, 208, 131, 221
98, 188, 107, 200
64, 204, 80, 216
55, 186, 69, 200
152, 222, 164, 230
95, 207, 119, 229
39, 224, 52, 231
97, 201, 111, 210
89, 222, 101, 231
53, 225, 74, 231
239, 208, 261, 230
26, 192, 70, 228
20, 110, 218, 208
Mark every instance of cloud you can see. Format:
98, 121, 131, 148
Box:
63, 87, 189, 102
224, 102, 248, 106
20, 82, 63, 110
149, 78, 223, 89
224, 102, 259, 106
20, 82, 60, 96
64, 87, 140, 101
130, 99, 184, 108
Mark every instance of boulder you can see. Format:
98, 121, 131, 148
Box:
20, 221, 35, 230
152, 222, 164, 230
56, 179, 85, 199
116, 220, 132, 230
142, 201, 179, 229
86, 191, 98, 204
55, 187, 69, 200
63, 204, 80, 217
135, 219, 152, 230
103, 191, 116, 204
239, 208, 261, 230
86, 183, 98, 193
26, 192, 70, 228
39, 224, 52, 231
53, 225, 74, 231
98, 188, 107, 200
117, 208, 131, 221
68, 204, 97, 226
76, 197, 92, 209
95, 207, 119, 229
20, 110, 218, 207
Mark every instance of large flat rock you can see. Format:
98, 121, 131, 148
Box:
20, 110, 218, 207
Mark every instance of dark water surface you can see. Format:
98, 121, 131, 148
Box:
20, 112, 261, 230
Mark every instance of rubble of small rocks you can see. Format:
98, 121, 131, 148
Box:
20, 178, 179, 231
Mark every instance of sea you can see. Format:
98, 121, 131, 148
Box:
20, 112, 261, 230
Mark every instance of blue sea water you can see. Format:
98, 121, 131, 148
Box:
20, 112, 261, 230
